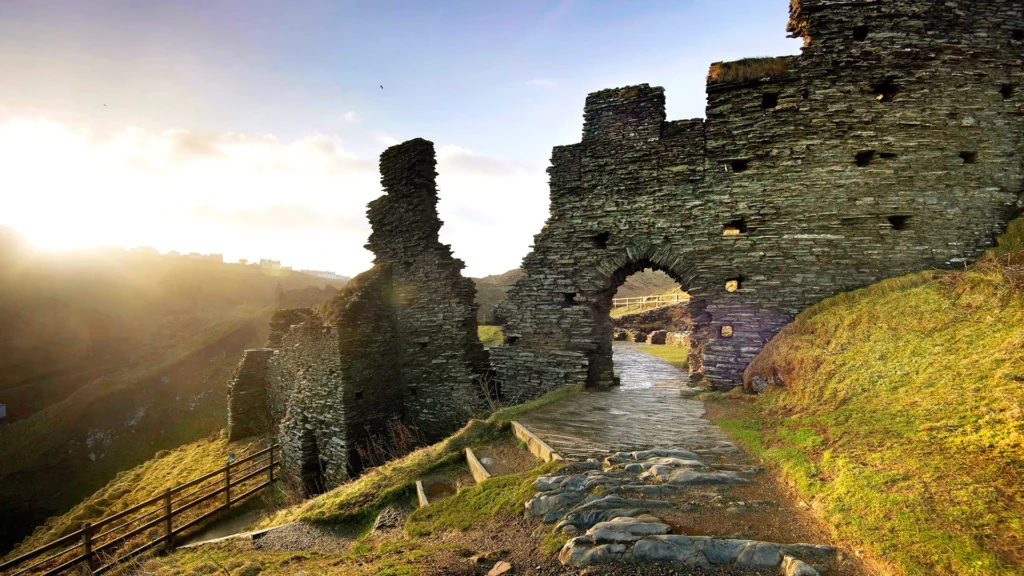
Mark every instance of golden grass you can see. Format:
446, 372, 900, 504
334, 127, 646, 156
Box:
634, 343, 689, 372
477, 325, 504, 347
719, 220, 1024, 575
708, 57, 790, 85
5, 434, 267, 559
260, 384, 580, 529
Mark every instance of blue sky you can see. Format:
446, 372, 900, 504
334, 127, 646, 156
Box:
0, 0, 801, 276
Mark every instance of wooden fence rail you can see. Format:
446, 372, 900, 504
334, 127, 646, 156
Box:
0, 444, 279, 576
611, 293, 688, 312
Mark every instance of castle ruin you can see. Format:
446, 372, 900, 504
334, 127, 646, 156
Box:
493, 0, 1023, 392
228, 0, 1023, 494
228, 140, 489, 493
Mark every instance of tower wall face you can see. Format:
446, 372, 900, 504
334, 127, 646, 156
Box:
367, 139, 490, 441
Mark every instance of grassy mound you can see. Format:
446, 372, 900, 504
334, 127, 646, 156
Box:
722, 222, 1024, 576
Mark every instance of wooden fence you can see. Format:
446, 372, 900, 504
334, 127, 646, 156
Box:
0, 444, 280, 576
611, 292, 688, 312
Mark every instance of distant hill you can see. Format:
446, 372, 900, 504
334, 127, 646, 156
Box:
0, 231, 342, 421
0, 228, 339, 554
614, 269, 680, 298
471, 268, 680, 324
473, 269, 525, 324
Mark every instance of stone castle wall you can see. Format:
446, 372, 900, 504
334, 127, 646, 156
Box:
492, 0, 1023, 392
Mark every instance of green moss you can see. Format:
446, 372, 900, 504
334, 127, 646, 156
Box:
485, 384, 582, 427
726, 246, 1024, 576
477, 325, 504, 347
990, 217, 1024, 257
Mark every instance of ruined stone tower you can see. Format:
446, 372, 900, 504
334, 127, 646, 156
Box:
491, 0, 1024, 393
226, 139, 488, 493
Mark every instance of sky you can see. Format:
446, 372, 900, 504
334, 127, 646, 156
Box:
0, 0, 801, 277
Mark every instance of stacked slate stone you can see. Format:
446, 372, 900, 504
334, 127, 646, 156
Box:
336, 265, 403, 470
365, 138, 490, 442
226, 348, 275, 441
267, 308, 313, 348
493, 0, 1023, 393
249, 139, 491, 494
268, 316, 346, 492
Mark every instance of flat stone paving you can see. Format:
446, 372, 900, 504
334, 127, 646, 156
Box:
517, 343, 735, 460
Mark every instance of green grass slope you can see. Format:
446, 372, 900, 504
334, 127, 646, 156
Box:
4, 433, 267, 559
723, 222, 1024, 576
0, 229, 339, 553
0, 308, 269, 554
260, 384, 579, 529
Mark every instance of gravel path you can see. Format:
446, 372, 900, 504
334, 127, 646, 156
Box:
251, 521, 360, 553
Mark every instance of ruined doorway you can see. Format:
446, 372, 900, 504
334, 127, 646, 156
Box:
299, 429, 327, 497
587, 261, 703, 389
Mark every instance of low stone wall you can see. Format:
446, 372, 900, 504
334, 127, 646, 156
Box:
665, 332, 688, 347
226, 348, 275, 441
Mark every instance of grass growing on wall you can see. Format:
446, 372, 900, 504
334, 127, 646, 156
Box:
477, 325, 504, 347
716, 223, 1024, 576
708, 56, 791, 85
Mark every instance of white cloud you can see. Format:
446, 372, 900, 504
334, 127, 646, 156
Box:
0, 117, 549, 277
527, 78, 557, 88
341, 110, 359, 123
376, 135, 400, 147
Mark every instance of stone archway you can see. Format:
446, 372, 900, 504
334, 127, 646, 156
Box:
585, 246, 706, 390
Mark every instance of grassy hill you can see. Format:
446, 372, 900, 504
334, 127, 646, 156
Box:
5, 433, 270, 559
0, 228, 339, 554
472, 269, 525, 324
716, 219, 1024, 576
0, 229, 342, 421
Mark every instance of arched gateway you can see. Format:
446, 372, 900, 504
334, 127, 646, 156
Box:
492, 0, 1023, 392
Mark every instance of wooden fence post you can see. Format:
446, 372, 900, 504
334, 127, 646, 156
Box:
81, 522, 93, 570
268, 445, 275, 484
163, 488, 173, 552
224, 460, 231, 510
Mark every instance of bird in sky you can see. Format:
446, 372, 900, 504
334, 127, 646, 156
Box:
380, 85, 383, 90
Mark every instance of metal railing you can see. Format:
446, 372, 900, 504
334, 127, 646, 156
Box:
611, 292, 689, 312
0, 444, 279, 576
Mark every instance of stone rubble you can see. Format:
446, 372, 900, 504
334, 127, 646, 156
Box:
525, 448, 836, 573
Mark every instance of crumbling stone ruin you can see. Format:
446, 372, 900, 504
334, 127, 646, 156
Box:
492, 0, 1024, 391
227, 139, 488, 493
227, 0, 1024, 494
